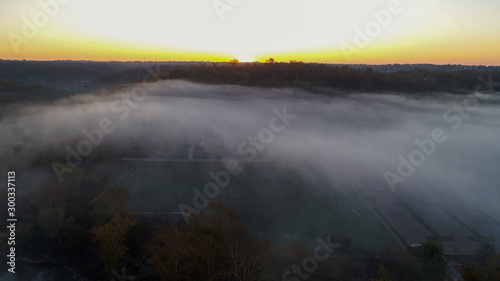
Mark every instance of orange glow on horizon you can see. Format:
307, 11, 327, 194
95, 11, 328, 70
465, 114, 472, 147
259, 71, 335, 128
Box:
2, 34, 499, 66
1, 0, 500, 66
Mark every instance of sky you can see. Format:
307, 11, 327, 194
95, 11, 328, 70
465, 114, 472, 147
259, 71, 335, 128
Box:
1, 0, 499, 64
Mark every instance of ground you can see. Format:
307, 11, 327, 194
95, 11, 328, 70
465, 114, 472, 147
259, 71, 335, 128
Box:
108, 159, 393, 251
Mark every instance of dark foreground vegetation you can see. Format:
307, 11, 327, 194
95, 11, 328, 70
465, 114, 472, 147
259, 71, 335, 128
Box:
0, 137, 494, 280
2, 178, 484, 281
1, 159, 498, 281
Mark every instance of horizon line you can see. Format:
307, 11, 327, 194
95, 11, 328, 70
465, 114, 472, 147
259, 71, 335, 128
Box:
1, 58, 499, 67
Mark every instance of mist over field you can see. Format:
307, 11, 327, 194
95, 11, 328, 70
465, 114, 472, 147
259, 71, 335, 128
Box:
1, 80, 500, 256
2, 80, 500, 192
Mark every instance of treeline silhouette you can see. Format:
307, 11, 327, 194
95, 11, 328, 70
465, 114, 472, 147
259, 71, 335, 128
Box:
166, 62, 500, 93
1, 61, 499, 105
0, 60, 126, 84
0, 80, 58, 103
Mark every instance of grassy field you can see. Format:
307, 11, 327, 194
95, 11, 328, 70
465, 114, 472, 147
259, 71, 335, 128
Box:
112, 162, 394, 251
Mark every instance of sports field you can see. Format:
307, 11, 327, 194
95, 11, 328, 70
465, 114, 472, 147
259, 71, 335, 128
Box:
110, 160, 394, 251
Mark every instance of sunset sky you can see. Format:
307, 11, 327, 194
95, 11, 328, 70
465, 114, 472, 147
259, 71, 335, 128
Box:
1, 0, 499, 65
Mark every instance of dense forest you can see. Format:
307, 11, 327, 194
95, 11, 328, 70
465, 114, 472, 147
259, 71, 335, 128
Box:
1, 60, 499, 105
165, 61, 500, 93
0, 60, 127, 85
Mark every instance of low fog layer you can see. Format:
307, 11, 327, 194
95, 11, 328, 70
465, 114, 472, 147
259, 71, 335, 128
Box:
1, 80, 500, 216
